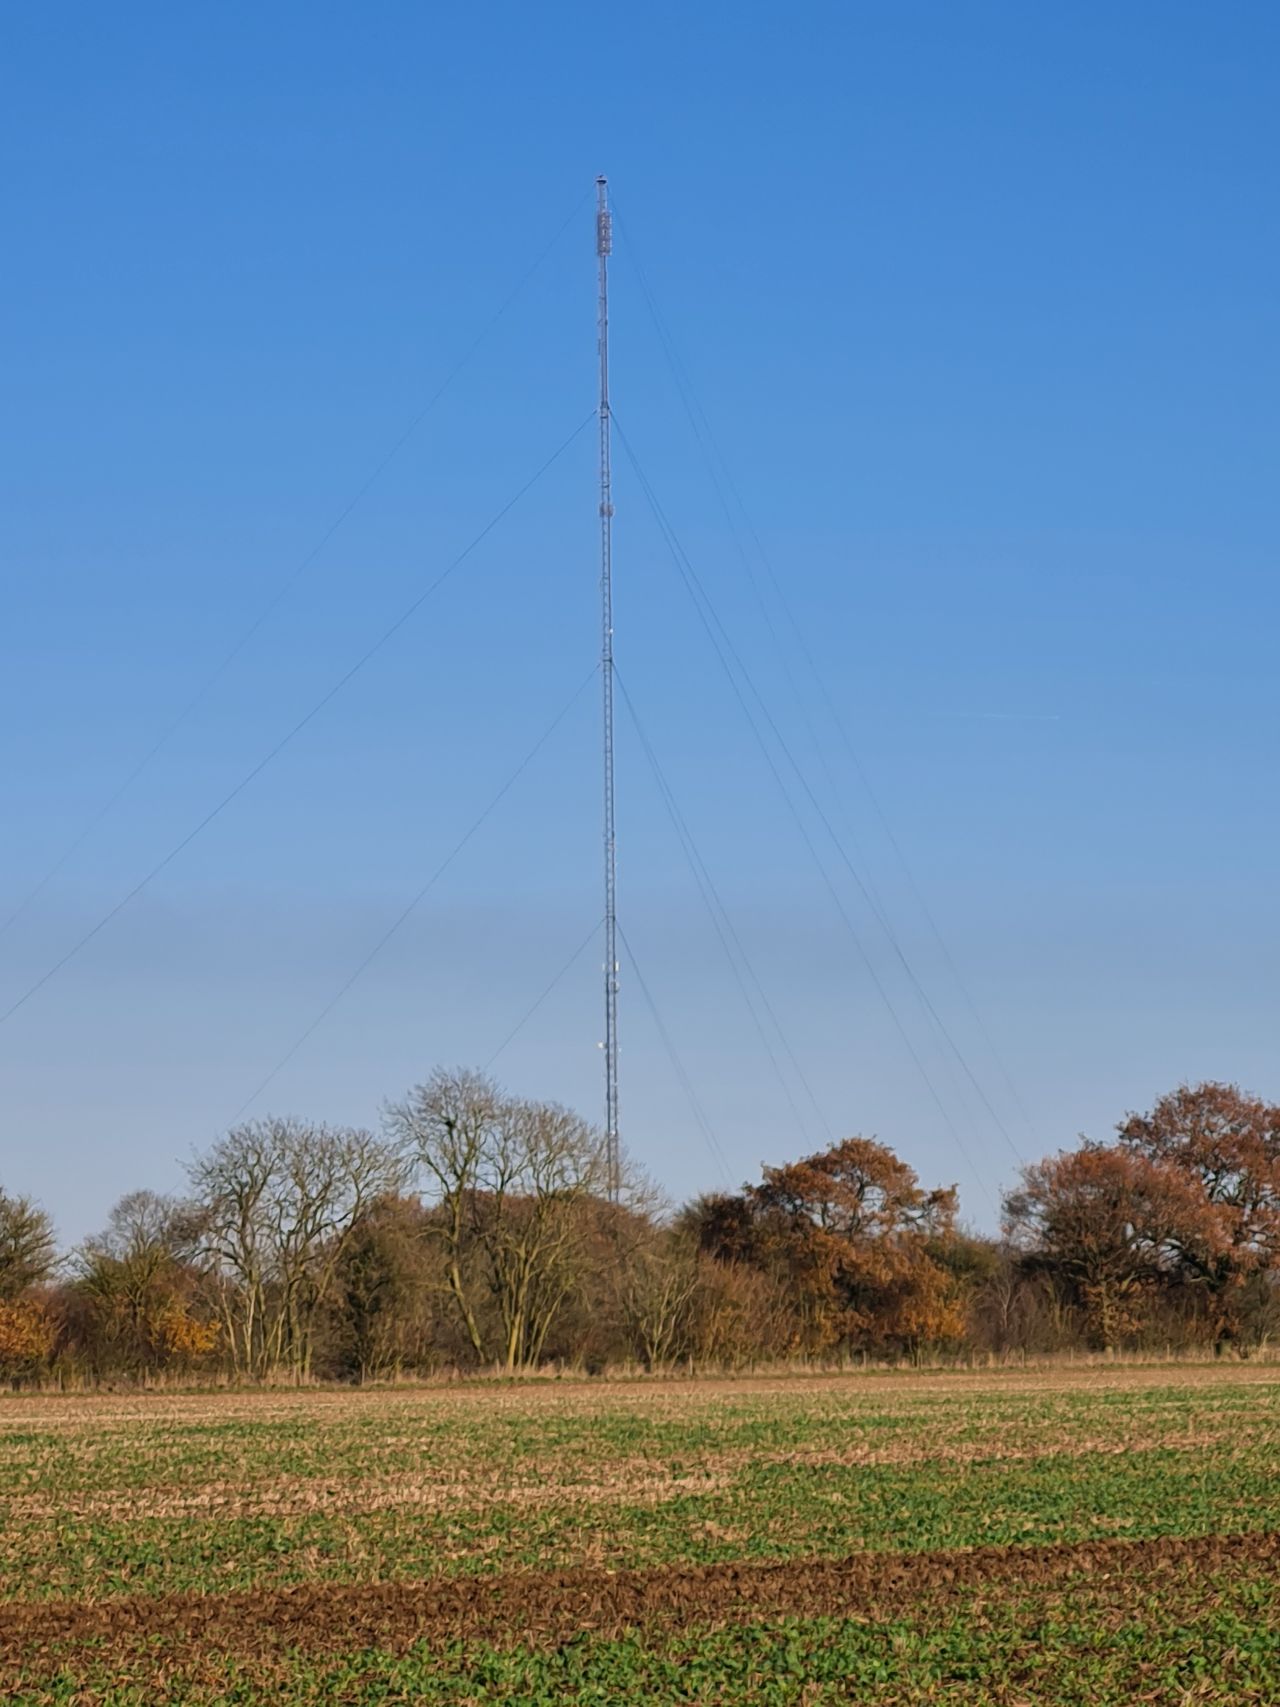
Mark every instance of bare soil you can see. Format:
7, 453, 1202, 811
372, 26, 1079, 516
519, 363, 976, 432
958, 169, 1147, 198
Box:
8, 1531, 1279, 1674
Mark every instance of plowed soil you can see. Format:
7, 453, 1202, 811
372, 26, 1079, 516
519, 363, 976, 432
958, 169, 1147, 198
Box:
9, 1530, 1279, 1674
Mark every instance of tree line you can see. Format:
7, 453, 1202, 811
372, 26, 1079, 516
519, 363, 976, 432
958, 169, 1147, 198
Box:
2, 1074, 1277, 1384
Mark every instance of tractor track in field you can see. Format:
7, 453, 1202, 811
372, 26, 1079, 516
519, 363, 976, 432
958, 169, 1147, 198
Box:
8, 1529, 1280, 1673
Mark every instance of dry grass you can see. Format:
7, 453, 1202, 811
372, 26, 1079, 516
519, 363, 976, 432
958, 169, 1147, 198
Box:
6, 1354, 1277, 1427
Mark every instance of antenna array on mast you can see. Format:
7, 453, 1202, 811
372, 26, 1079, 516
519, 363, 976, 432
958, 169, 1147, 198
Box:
596, 175, 620, 1199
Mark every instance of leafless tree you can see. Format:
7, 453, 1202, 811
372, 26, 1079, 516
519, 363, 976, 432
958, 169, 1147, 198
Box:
615, 1224, 701, 1369
483, 1094, 612, 1368
383, 1068, 497, 1362
386, 1068, 613, 1370
0, 1190, 57, 1300
187, 1118, 407, 1379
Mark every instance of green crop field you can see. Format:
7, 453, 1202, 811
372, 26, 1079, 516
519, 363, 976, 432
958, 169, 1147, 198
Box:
3, 1364, 1279, 1703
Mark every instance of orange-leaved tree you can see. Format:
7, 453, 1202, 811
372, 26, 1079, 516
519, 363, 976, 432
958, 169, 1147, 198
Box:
1117, 1081, 1280, 1345
1003, 1142, 1193, 1349
0, 1298, 56, 1384
699, 1137, 965, 1356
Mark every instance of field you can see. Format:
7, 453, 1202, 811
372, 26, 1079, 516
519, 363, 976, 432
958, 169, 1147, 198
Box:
2, 1364, 1279, 1704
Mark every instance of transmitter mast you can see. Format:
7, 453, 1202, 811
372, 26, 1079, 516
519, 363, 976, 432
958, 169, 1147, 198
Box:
596, 176, 620, 1199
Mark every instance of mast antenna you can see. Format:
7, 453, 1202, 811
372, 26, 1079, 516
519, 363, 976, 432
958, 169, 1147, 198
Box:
596, 175, 620, 1200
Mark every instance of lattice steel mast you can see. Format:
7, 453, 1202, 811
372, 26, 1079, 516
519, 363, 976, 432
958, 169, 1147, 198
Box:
596, 175, 620, 1199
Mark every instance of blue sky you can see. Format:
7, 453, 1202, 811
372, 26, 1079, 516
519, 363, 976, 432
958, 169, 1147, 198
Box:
2, 2, 1276, 1242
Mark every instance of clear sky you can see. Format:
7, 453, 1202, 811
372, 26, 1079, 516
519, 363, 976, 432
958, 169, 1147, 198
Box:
2, 2, 1276, 1244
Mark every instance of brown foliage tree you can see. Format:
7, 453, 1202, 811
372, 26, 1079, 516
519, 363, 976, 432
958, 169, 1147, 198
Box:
698, 1138, 966, 1356
0, 1298, 56, 1383
1004, 1144, 1191, 1349
326, 1194, 441, 1381
1117, 1082, 1280, 1344
1011, 1084, 1280, 1352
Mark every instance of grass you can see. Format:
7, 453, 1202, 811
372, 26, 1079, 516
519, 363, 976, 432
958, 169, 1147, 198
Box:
2, 1364, 1278, 1702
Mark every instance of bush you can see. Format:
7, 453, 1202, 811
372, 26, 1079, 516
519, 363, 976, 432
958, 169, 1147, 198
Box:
0, 1298, 55, 1383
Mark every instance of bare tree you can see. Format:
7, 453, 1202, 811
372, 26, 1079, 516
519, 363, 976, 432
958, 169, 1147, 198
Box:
481, 1095, 611, 1368
72, 1191, 217, 1376
81, 1191, 190, 1270
0, 1190, 57, 1300
383, 1068, 497, 1362
616, 1223, 701, 1369
187, 1118, 407, 1379
386, 1069, 612, 1370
